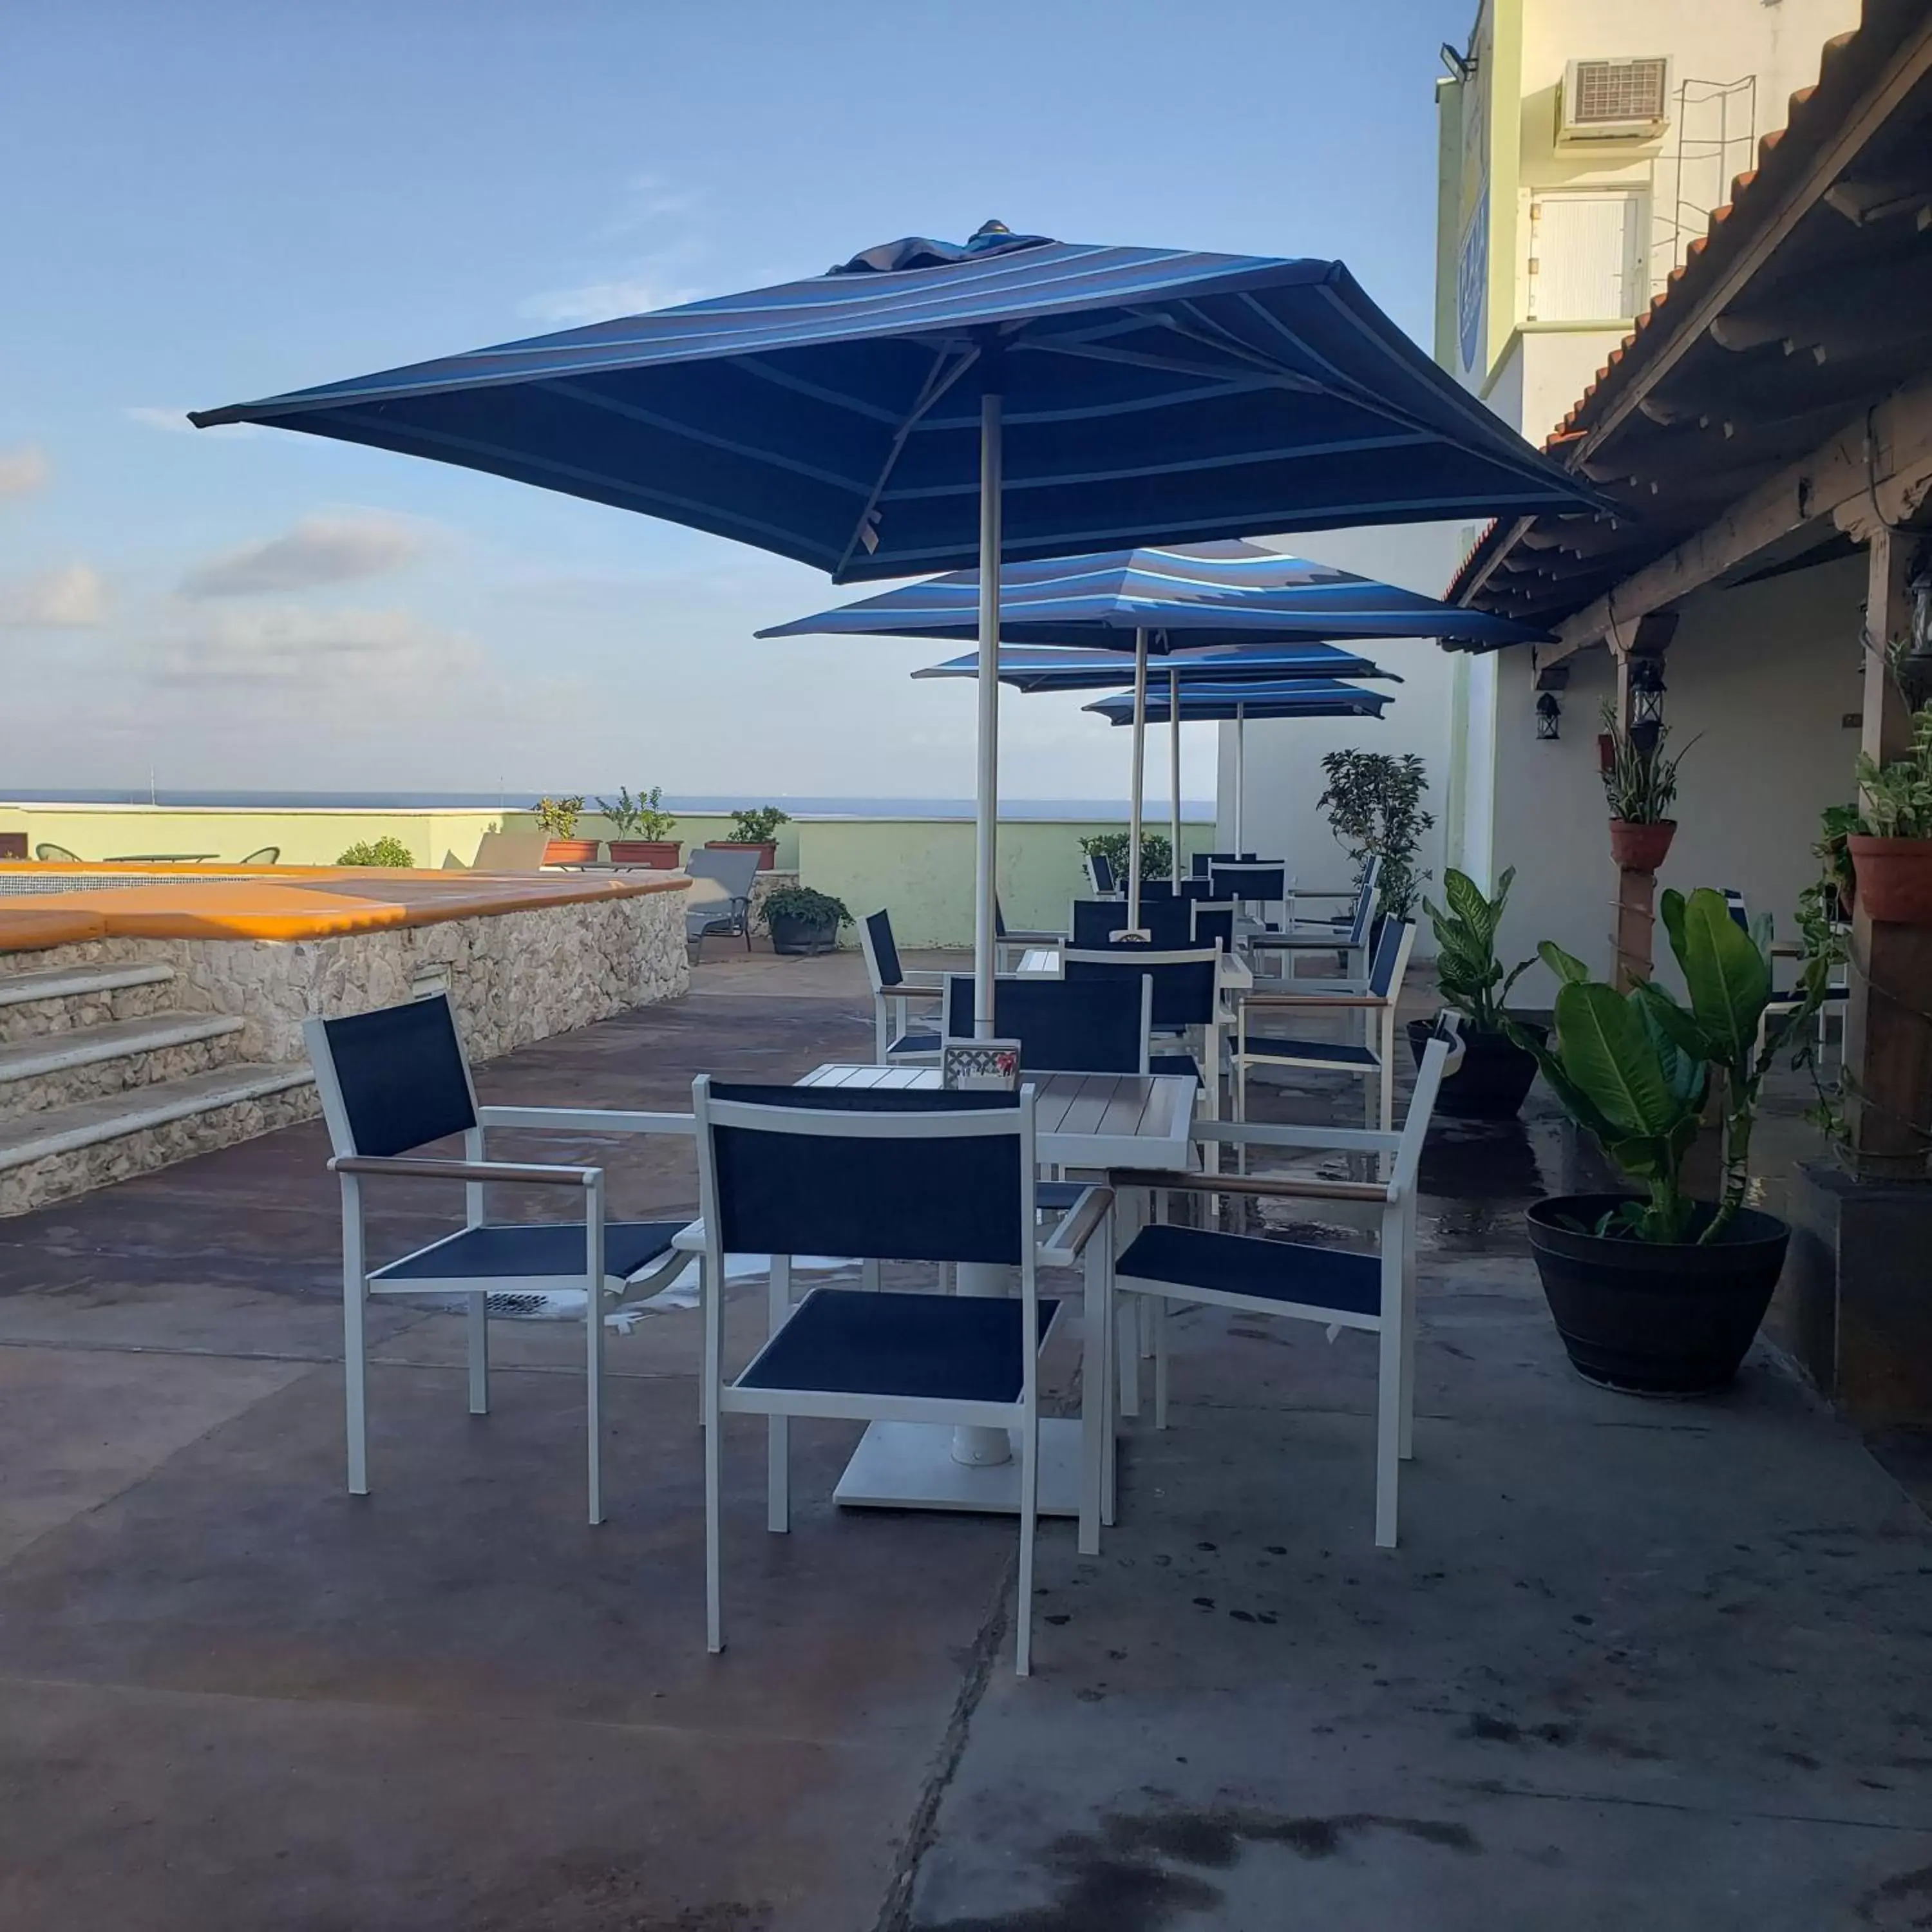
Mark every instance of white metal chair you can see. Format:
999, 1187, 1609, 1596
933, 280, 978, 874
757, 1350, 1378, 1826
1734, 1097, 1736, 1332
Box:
1244, 859, 1379, 984
305, 994, 692, 1524
859, 908, 945, 1062
995, 896, 1065, 971
693, 1077, 1113, 1674
1233, 920, 1416, 1134
1108, 1025, 1459, 1549
1061, 945, 1220, 1108
1083, 849, 1122, 896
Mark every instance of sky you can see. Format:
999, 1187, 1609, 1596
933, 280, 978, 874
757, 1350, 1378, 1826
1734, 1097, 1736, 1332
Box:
0, 0, 1479, 804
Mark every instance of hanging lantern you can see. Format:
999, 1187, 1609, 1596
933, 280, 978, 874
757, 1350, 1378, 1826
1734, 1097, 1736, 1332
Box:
1535, 690, 1562, 740
1902, 547, 1932, 704
1629, 656, 1667, 728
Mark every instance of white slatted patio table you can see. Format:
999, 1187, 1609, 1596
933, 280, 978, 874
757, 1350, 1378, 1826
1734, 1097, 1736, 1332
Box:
798, 1061, 1197, 1518
1016, 945, 1253, 996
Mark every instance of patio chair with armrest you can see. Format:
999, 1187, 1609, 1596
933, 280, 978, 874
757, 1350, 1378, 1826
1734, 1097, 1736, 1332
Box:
1191, 850, 1256, 876
942, 971, 1151, 1075
860, 907, 946, 1062
1273, 857, 1383, 938
694, 1077, 1113, 1674
995, 896, 1065, 971
1083, 849, 1121, 896
1232, 919, 1417, 1135
1209, 860, 1289, 927
1108, 1023, 1459, 1549
683, 846, 761, 960
238, 846, 281, 865
1062, 945, 1222, 1103
1070, 895, 1195, 951
1723, 887, 1848, 1062
1244, 862, 1379, 985
304, 994, 692, 1524
33, 843, 80, 863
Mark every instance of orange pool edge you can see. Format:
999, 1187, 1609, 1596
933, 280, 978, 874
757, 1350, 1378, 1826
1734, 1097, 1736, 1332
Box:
0, 865, 690, 952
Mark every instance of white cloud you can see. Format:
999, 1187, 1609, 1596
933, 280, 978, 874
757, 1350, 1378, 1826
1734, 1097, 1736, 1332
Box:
521, 173, 708, 325
153, 603, 481, 694
518, 269, 708, 327
0, 564, 105, 627
179, 512, 435, 598
0, 446, 49, 497
126, 406, 260, 438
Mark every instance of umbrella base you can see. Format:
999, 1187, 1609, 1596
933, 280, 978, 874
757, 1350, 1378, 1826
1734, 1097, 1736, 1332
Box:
833, 1418, 1084, 1516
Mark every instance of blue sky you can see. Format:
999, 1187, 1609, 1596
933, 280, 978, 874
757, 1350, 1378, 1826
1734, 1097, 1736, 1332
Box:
0, 0, 1477, 801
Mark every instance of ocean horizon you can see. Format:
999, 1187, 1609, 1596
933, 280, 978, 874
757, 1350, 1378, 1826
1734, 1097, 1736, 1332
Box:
5, 787, 1217, 820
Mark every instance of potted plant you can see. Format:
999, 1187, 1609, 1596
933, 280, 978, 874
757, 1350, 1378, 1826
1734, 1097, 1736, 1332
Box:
1600, 705, 1690, 871
762, 884, 851, 956
336, 835, 415, 867
1316, 750, 1434, 921
1511, 886, 1828, 1394
1848, 699, 1932, 923
1411, 866, 1542, 1119
706, 805, 790, 871
535, 795, 598, 866
598, 786, 681, 868
1078, 828, 1172, 886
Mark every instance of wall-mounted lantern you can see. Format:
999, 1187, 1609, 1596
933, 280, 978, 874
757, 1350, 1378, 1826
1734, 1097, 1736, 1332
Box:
1533, 661, 1569, 742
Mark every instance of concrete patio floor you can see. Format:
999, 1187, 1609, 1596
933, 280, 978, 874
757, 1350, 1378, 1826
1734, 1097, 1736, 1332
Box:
1, 947, 1928, 1931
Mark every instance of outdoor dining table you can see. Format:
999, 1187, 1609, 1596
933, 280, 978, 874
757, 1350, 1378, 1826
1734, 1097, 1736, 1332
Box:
786, 1060, 1197, 1523
102, 852, 218, 863
1014, 943, 1253, 997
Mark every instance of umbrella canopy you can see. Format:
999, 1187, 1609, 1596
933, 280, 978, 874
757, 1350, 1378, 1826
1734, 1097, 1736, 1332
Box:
760, 540, 1549, 644
912, 641, 1397, 692
192, 222, 1607, 1031
193, 232, 1607, 583
1085, 680, 1391, 723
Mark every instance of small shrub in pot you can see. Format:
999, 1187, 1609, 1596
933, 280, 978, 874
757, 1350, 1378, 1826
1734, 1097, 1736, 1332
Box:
598, 786, 681, 867
708, 804, 790, 870
1412, 866, 1541, 1118
762, 885, 851, 956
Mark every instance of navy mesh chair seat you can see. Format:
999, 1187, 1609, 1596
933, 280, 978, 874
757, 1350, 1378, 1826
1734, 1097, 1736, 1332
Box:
1235, 1035, 1376, 1067
1107, 1027, 1461, 1550
1148, 1050, 1204, 1086
695, 1077, 1115, 1677
304, 994, 693, 1526
943, 972, 1150, 1073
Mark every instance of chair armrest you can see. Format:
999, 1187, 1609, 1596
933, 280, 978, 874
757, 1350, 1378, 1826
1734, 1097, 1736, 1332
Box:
1109, 1167, 1394, 1205
1001, 927, 1065, 944
1037, 1186, 1113, 1265
1197, 1119, 1400, 1155
1237, 992, 1387, 1009
476, 1106, 695, 1135
329, 1155, 597, 1188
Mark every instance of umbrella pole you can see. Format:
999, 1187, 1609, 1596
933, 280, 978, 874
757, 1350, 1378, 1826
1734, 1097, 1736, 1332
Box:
1127, 628, 1147, 929
1233, 705, 1246, 852
973, 390, 1002, 1038
1168, 663, 1181, 889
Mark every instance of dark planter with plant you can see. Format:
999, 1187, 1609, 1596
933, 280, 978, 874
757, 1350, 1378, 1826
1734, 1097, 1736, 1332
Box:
598, 786, 681, 867
763, 885, 850, 956
1847, 699, 1932, 923
535, 795, 597, 866
1317, 749, 1434, 925
706, 805, 790, 871
1600, 706, 1689, 871
1512, 887, 1825, 1394
1410, 865, 1542, 1119
1079, 828, 1172, 888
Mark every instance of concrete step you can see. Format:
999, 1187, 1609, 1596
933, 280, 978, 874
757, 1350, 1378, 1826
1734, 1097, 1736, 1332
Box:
0, 1011, 246, 1119
0, 1061, 317, 1215
0, 961, 178, 1044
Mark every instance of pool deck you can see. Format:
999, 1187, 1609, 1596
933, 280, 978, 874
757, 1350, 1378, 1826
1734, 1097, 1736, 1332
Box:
1, 952, 1929, 1930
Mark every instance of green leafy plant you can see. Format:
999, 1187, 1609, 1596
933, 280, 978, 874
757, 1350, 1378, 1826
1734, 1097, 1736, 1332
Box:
596, 786, 677, 841
761, 885, 850, 926
534, 795, 585, 839
726, 805, 790, 844
1513, 886, 1828, 1245
1079, 829, 1172, 884
1316, 750, 1434, 919
1423, 866, 1532, 1034
336, 835, 415, 867
1599, 705, 1692, 823
1855, 700, 1932, 837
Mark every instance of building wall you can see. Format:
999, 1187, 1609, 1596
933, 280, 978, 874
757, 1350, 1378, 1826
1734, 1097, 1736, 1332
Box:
1490, 555, 1865, 1001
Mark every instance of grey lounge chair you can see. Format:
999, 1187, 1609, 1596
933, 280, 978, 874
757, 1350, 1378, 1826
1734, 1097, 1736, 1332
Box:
684, 847, 761, 958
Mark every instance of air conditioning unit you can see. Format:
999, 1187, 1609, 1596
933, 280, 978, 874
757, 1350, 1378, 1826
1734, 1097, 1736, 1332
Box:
1558, 57, 1671, 143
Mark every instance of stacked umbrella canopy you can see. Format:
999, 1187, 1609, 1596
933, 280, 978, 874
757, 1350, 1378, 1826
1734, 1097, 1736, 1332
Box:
194, 223, 1604, 1022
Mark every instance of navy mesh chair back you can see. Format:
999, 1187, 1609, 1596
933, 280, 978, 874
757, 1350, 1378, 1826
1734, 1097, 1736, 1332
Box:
944, 973, 1148, 1072
1086, 848, 1117, 894
1345, 875, 1379, 949
1070, 896, 1193, 950
1211, 861, 1288, 905
1064, 948, 1217, 1032
703, 1083, 1025, 1264
1177, 876, 1214, 901
1190, 903, 1236, 953
312, 996, 476, 1158
1192, 849, 1256, 876
862, 908, 906, 987
1367, 917, 1408, 998
1138, 877, 1175, 900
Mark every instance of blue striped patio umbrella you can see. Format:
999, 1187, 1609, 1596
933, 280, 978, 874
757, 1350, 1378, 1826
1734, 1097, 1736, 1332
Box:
193, 223, 1604, 1027
1086, 679, 1392, 852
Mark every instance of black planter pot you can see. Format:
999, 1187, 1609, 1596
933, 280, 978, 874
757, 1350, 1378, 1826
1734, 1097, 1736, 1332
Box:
1407, 1018, 1544, 1119
768, 911, 838, 956
1525, 1195, 1790, 1395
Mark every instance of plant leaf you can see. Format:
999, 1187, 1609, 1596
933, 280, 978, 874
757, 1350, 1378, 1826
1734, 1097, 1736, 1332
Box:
1553, 981, 1688, 1138
1674, 887, 1771, 1068
1538, 940, 1591, 986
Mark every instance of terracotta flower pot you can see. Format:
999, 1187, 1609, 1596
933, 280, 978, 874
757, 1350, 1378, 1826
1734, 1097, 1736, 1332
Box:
705, 839, 778, 870
1848, 834, 1932, 925
542, 837, 600, 866
1608, 818, 1676, 871
607, 840, 683, 869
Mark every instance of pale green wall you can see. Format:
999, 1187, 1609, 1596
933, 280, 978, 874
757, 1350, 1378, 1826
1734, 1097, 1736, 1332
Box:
0, 801, 1213, 949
